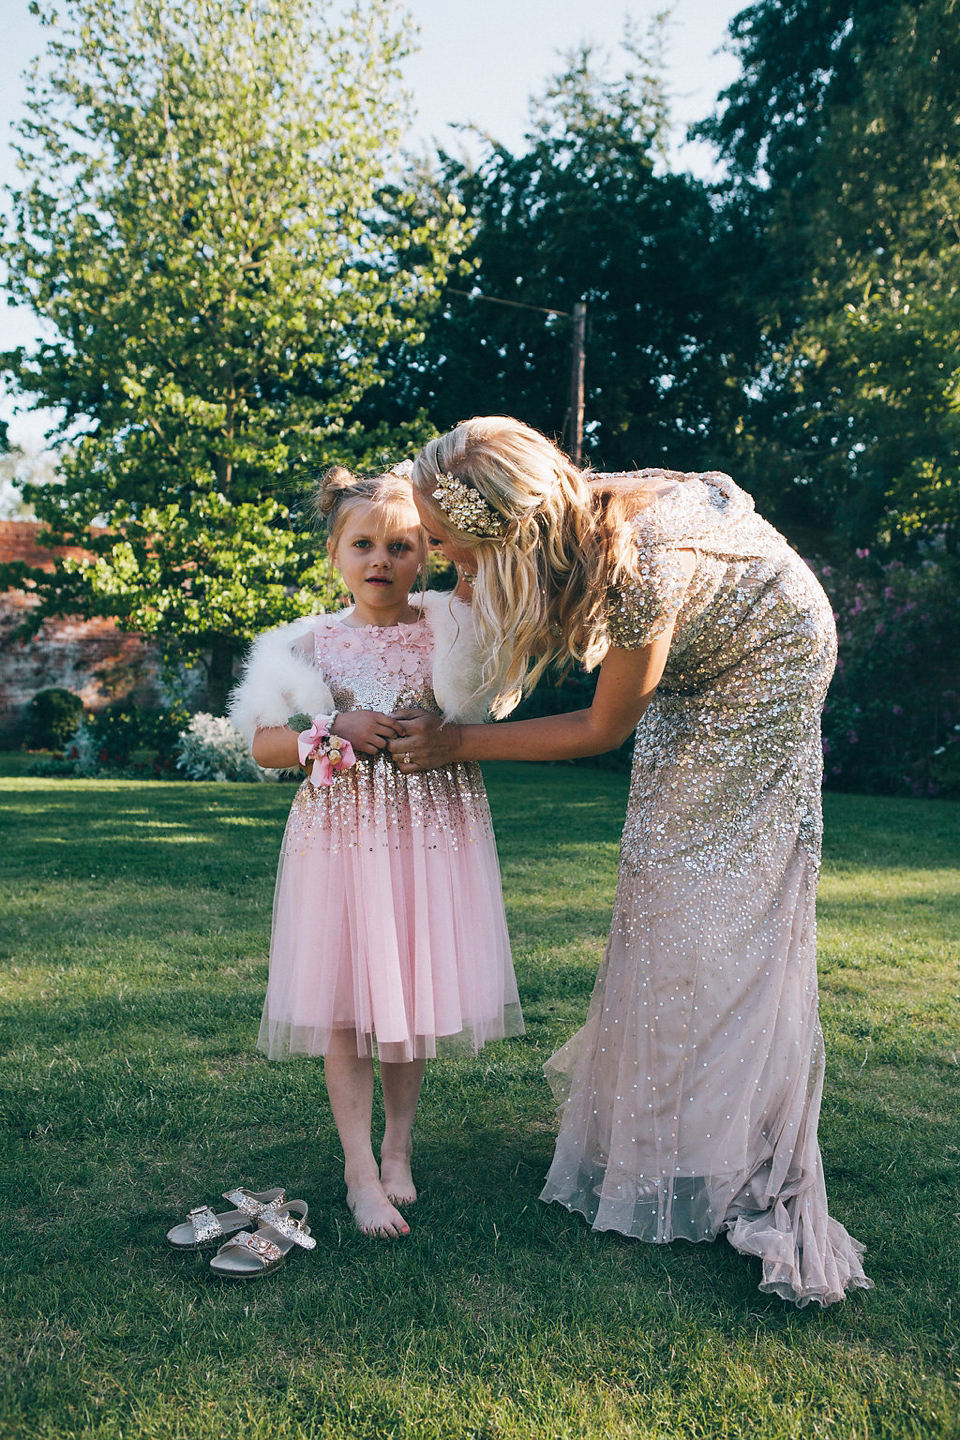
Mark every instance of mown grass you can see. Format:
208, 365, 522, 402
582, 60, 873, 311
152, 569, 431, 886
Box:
0, 768, 958, 1440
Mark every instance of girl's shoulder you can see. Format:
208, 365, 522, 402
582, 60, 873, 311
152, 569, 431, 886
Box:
227, 614, 337, 743
408, 588, 472, 626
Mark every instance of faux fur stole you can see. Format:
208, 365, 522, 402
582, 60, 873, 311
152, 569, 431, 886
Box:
227, 590, 498, 746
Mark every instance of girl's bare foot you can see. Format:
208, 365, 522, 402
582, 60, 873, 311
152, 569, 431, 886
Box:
346, 1177, 410, 1238
380, 1149, 417, 1207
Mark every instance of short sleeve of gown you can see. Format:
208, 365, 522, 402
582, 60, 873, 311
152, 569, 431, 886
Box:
605, 546, 690, 650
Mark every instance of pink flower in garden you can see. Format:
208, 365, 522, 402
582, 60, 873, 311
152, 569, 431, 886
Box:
856, 548, 870, 559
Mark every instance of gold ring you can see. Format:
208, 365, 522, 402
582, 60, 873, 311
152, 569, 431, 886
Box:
403, 752, 412, 765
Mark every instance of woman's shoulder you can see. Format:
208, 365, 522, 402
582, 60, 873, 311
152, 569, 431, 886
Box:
602, 468, 755, 546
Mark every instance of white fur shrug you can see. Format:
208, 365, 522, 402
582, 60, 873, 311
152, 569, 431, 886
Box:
227, 590, 500, 747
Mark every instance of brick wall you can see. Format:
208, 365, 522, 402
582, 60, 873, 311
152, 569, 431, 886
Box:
0, 520, 163, 745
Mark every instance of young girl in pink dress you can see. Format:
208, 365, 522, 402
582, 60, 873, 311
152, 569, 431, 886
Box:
228, 466, 522, 1238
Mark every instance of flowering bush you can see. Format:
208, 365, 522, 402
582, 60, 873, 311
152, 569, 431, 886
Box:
175, 712, 272, 783
63, 718, 101, 776
812, 553, 960, 797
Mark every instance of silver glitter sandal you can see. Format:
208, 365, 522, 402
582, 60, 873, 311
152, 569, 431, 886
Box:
166, 1186, 287, 1250
209, 1199, 316, 1279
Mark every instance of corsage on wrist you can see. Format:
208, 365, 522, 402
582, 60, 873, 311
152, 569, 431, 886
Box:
296, 713, 356, 787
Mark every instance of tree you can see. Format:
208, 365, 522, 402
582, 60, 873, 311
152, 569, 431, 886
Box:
1, 0, 464, 706
367, 31, 767, 478
701, 0, 960, 551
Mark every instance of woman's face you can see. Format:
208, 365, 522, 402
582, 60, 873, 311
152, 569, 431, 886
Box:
414, 491, 477, 573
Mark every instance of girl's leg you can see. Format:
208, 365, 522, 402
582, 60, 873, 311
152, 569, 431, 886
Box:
379, 1058, 426, 1205
323, 1029, 410, 1238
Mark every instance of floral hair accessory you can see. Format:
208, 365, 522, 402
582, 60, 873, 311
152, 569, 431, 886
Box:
297, 715, 356, 786
434, 471, 504, 538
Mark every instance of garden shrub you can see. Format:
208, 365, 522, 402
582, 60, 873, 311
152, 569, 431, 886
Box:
175, 712, 270, 782
26, 688, 84, 749
90, 700, 143, 766
813, 552, 960, 797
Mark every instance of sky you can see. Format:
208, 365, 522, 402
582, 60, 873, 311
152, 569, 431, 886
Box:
0, 0, 746, 444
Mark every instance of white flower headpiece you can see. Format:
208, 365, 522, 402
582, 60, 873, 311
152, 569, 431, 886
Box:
434, 471, 505, 538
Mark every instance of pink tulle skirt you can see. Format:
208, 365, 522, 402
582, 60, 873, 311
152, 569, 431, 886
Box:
259, 756, 523, 1064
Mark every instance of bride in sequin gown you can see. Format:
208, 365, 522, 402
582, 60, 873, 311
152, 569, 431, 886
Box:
538, 470, 868, 1305
392, 417, 872, 1307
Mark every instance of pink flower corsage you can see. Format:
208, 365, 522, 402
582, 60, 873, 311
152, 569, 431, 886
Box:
297, 716, 356, 787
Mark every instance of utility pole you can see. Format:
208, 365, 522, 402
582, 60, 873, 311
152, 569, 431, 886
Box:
446, 288, 587, 459
568, 300, 587, 466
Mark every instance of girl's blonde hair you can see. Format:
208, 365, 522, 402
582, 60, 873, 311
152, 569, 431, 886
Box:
317, 464, 426, 573
412, 417, 646, 718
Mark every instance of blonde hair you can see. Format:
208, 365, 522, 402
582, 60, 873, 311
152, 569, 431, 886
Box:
412, 417, 645, 717
317, 464, 426, 572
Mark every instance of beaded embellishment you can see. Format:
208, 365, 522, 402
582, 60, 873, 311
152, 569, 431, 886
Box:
259, 1205, 317, 1250
434, 472, 504, 537
187, 1206, 223, 1243
235, 1232, 284, 1264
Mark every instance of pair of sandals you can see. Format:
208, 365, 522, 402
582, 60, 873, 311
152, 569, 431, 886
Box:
166, 1186, 316, 1279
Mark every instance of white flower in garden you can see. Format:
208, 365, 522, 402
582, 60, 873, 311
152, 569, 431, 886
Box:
175, 713, 275, 783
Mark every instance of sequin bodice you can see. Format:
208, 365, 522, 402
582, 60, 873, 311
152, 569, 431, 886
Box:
283, 613, 492, 861
314, 617, 442, 717
604, 469, 836, 877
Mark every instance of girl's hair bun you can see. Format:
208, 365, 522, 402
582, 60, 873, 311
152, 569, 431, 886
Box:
317, 465, 360, 517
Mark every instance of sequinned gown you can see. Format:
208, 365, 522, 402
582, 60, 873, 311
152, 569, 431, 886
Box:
540, 471, 871, 1307
259, 615, 523, 1065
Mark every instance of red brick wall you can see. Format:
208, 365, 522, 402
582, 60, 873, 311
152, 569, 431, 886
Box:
0, 520, 163, 745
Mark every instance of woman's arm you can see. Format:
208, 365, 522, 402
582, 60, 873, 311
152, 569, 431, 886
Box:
392, 547, 696, 770
391, 626, 675, 770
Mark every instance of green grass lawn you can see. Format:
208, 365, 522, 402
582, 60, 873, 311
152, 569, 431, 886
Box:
0, 768, 958, 1439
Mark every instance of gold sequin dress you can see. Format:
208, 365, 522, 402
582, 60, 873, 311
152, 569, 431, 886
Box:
258, 614, 523, 1065
540, 470, 871, 1307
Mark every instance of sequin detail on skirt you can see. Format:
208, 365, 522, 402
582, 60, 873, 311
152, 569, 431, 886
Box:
259, 614, 523, 1064
541, 470, 871, 1307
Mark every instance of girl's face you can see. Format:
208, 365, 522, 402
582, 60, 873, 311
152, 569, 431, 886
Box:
414, 492, 477, 573
329, 500, 423, 624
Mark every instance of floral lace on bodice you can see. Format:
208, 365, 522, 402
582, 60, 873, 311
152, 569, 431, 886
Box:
313, 617, 441, 716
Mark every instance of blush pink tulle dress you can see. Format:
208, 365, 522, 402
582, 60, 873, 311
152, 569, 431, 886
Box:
258, 612, 523, 1065
539, 470, 872, 1308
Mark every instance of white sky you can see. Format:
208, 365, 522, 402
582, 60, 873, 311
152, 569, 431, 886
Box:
0, 0, 745, 442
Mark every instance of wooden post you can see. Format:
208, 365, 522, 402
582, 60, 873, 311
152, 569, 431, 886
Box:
568, 300, 586, 465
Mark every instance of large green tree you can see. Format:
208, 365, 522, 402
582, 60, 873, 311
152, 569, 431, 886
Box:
367, 35, 767, 478
1, 0, 463, 705
702, 0, 960, 551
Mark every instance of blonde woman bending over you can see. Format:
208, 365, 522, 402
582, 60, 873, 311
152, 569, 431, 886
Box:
389, 415, 871, 1307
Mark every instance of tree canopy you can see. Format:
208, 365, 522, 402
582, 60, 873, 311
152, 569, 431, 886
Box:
1, 0, 463, 704
702, 0, 960, 551
369, 34, 767, 478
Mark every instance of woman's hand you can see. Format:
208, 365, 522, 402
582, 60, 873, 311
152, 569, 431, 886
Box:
389, 711, 462, 772
333, 710, 403, 756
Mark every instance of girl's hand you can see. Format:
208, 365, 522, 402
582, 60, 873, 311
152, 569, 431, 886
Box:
332, 710, 403, 756
389, 711, 461, 772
